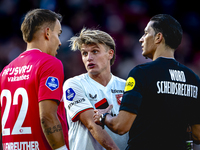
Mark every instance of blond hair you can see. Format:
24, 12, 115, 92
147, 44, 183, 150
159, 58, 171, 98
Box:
69, 28, 116, 66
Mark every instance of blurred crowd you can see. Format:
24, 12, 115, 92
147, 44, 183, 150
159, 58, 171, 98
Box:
0, 0, 200, 80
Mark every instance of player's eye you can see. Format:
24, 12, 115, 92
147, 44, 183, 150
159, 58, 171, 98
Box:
82, 51, 88, 56
145, 30, 149, 35
93, 50, 98, 54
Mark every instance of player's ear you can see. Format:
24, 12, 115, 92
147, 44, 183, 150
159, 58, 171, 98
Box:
155, 32, 163, 44
108, 49, 114, 60
44, 27, 50, 40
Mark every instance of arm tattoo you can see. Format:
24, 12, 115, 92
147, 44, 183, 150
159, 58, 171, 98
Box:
44, 124, 62, 135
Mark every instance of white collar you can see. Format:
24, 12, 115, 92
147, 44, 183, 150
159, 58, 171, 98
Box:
26, 48, 42, 52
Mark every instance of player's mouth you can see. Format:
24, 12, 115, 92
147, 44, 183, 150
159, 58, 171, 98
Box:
56, 47, 60, 54
87, 63, 95, 69
141, 45, 144, 50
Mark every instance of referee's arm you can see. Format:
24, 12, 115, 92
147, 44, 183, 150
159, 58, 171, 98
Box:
94, 105, 137, 135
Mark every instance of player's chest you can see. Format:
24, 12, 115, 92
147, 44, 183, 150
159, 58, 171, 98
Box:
84, 86, 124, 107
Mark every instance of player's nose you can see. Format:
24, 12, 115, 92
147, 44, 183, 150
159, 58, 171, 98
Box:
87, 52, 93, 61
139, 36, 144, 43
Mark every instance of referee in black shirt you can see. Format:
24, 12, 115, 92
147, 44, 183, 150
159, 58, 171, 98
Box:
94, 14, 200, 150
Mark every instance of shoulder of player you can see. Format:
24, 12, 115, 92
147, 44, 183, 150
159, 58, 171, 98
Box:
39, 54, 63, 67
63, 73, 87, 88
42, 53, 61, 62
112, 74, 126, 83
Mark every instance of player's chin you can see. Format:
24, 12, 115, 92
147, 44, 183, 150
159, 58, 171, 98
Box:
142, 49, 149, 56
88, 69, 99, 76
142, 51, 147, 57
52, 53, 57, 57
53, 50, 58, 57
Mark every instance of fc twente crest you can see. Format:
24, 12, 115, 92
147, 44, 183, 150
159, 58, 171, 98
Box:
116, 94, 123, 105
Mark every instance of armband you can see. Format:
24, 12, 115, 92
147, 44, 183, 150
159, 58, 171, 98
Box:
99, 113, 109, 129
55, 145, 68, 150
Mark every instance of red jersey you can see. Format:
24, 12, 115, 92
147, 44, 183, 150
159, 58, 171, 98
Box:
0, 49, 68, 150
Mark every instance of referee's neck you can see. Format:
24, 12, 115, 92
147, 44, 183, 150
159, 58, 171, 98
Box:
153, 47, 174, 61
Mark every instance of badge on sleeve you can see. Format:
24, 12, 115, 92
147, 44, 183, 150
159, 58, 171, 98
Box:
65, 88, 76, 101
124, 77, 135, 92
45, 77, 59, 91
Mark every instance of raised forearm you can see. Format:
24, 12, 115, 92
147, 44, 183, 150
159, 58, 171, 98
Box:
103, 114, 125, 135
94, 110, 136, 135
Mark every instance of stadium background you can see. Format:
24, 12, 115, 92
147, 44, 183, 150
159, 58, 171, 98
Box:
0, 0, 199, 80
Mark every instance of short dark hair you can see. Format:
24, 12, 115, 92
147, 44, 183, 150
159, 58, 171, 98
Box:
21, 9, 62, 43
150, 14, 183, 49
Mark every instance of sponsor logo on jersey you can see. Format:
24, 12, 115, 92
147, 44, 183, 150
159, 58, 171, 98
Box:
45, 77, 59, 91
111, 89, 124, 93
89, 94, 97, 99
116, 94, 123, 105
7, 74, 29, 82
66, 88, 76, 101
124, 77, 135, 92
2, 65, 32, 76
68, 98, 85, 109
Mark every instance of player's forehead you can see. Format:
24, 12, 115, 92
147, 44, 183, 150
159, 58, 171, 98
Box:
144, 21, 154, 32
80, 43, 105, 51
54, 19, 62, 33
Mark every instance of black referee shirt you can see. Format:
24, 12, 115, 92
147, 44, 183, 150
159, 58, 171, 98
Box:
120, 57, 200, 150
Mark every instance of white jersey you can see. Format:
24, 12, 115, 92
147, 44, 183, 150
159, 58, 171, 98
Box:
63, 73, 129, 150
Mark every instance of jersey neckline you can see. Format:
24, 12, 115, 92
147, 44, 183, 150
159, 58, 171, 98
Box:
86, 73, 114, 89
26, 48, 42, 52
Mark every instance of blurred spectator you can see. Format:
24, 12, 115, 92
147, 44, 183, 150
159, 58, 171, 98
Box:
0, 0, 199, 81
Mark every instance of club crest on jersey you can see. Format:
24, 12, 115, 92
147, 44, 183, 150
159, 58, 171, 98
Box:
45, 77, 59, 91
116, 94, 123, 105
124, 77, 135, 92
66, 88, 76, 101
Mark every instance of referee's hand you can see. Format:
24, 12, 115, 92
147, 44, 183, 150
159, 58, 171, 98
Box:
93, 105, 113, 125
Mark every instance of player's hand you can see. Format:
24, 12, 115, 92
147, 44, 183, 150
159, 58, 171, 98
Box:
96, 104, 113, 114
93, 109, 103, 126
93, 104, 113, 125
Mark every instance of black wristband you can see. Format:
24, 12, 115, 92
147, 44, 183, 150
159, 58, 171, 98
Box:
99, 113, 109, 129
